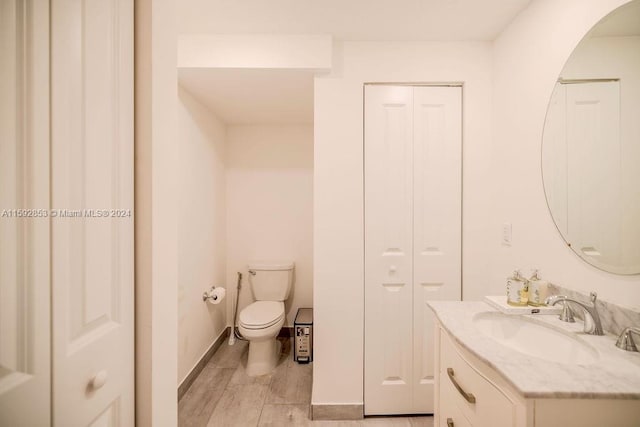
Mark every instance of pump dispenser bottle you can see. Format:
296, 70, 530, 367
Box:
528, 269, 550, 306
506, 270, 529, 306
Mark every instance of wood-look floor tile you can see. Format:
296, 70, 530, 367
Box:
257, 404, 311, 426
266, 344, 312, 404
310, 420, 364, 427
180, 335, 435, 427
207, 340, 248, 369
178, 367, 235, 427
206, 384, 269, 427
309, 415, 432, 427
228, 362, 274, 386
363, 416, 412, 426
408, 416, 434, 427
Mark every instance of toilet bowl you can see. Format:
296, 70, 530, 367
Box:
238, 261, 294, 376
238, 301, 285, 376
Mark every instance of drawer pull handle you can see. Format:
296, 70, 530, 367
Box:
447, 367, 476, 404
447, 418, 454, 427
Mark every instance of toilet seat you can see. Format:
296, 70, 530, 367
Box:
239, 301, 284, 330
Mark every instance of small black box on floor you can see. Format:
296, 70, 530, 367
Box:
293, 308, 313, 363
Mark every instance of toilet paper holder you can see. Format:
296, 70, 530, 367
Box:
202, 286, 220, 302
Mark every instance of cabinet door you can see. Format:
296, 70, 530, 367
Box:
364, 85, 415, 415
412, 86, 462, 412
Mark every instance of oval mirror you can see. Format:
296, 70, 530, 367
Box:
542, 0, 640, 275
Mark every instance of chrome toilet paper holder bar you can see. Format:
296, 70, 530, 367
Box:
202, 286, 219, 302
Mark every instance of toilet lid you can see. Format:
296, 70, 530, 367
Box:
239, 301, 284, 329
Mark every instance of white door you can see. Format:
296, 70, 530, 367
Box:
565, 81, 621, 267
412, 86, 461, 412
364, 85, 415, 415
0, 1, 51, 426
364, 85, 462, 415
51, 0, 134, 426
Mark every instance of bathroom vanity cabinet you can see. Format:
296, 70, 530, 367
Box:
435, 322, 640, 427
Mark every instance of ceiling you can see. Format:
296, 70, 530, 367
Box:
177, 0, 536, 125
178, 0, 533, 42
178, 68, 315, 125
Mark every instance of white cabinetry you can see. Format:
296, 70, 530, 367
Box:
435, 322, 640, 427
436, 327, 522, 427
364, 85, 462, 415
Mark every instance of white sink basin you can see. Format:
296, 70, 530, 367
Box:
473, 312, 600, 365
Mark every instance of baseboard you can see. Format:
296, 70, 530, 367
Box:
178, 327, 230, 401
310, 404, 364, 420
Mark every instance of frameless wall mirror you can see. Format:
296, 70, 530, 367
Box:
542, 0, 640, 274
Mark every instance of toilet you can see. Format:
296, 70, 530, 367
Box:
238, 261, 294, 376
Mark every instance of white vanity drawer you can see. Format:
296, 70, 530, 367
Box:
439, 331, 515, 427
439, 378, 473, 427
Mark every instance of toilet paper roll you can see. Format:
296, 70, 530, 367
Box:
207, 287, 226, 305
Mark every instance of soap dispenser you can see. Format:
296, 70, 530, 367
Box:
528, 269, 550, 306
506, 270, 529, 306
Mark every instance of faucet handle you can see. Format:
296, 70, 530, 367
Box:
616, 327, 640, 352
589, 292, 598, 304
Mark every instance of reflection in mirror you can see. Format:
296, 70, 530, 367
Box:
542, 0, 640, 274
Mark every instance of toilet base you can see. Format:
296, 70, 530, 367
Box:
246, 338, 282, 377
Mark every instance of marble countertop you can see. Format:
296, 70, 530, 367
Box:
428, 301, 640, 399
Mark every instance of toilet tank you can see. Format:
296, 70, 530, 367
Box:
248, 261, 294, 301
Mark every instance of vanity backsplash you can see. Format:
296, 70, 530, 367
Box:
548, 284, 640, 336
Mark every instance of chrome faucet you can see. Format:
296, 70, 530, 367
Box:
616, 327, 640, 352
545, 292, 604, 336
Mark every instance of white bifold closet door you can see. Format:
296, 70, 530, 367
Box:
51, 0, 134, 426
0, 1, 51, 425
0, 1, 134, 426
364, 85, 461, 415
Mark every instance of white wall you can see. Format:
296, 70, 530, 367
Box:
135, 0, 179, 424
177, 34, 332, 70
491, 0, 640, 310
313, 41, 493, 406
226, 125, 314, 326
177, 87, 227, 384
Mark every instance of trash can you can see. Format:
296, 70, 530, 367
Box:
293, 308, 313, 363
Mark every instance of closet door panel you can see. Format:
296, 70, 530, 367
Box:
412, 86, 462, 412
364, 85, 414, 415
51, 0, 134, 425
0, 1, 51, 425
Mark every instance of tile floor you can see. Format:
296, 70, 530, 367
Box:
178, 337, 434, 427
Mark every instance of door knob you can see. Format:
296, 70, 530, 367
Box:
90, 370, 108, 390
389, 265, 397, 273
